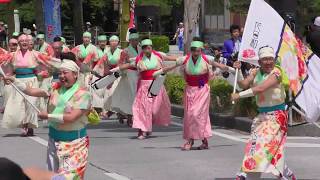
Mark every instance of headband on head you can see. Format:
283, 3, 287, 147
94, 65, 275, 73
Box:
141, 39, 153, 47
98, 35, 107, 41
83, 32, 92, 38
12, 32, 19, 37
190, 41, 204, 49
109, 35, 119, 42
258, 46, 275, 59
36, 34, 45, 39
60, 59, 80, 73
60, 37, 66, 43
129, 33, 139, 40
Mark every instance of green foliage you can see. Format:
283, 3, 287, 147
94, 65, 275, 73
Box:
209, 78, 233, 113
164, 74, 258, 116
164, 75, 185, 104
228, 0, 250, 13
136, 0, 183, 15
150, 35, 170, 53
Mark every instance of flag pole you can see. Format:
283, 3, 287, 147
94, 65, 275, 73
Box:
232, 68, 238, 105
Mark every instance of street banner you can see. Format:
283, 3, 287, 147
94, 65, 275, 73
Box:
239, 0, 320, 123
44, 0, 61, 42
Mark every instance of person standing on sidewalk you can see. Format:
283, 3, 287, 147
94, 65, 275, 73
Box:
173, 22, 184, 52
223, 24, 242, 66
231, 46, 296, 180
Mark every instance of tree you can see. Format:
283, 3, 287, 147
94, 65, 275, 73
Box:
183, 0, 200, 53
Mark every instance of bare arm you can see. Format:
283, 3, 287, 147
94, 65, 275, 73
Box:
39, 109, 89, 124
3, 76, 49, 97
24, 87, 50, 98
251, 73, 279, 95
163, 55, 179, 62
237, 72, 255, 90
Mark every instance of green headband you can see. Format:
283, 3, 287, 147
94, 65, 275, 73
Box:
109, 35, 119, 42
141, 39, 153, 46
98, 35, 107, 41
12, 32, 19, 36
60, 37, 66, 43
190, 41, 204, 48
36, 34, 45, 39
129, 33, 139, 40
83, 32, 91, 38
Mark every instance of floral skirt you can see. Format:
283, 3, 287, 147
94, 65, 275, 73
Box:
240, 110, 288, 176
47, 136, 89, 180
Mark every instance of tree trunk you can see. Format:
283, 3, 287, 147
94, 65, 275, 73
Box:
6, 3, 14, 39
35, 0, 45, 33
183, 0, 201, 54
120, 0, 130, 48
73, 0, 84, 46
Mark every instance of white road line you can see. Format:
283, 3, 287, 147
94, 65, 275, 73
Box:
28, 136, 48, 146
237, 135, 320, 140
28, 136, 131, 180
104, 173, 131, 180
170, 121, 320, 148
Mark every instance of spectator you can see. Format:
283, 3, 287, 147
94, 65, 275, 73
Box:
202, 43, 214, 56
307, 16, 320, 56
0, 22, 7, 48
173, 22, 184, 52
223, 24, 242, 66
212, 46, 227, 76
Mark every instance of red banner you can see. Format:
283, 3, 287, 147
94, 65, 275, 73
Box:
0, 0, 11, 3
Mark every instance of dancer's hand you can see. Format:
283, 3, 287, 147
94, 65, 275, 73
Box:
3, 76, 14, 85
152, 69, 164, 77
231, 93, 240, 102
38, 111, 48, 120
233, 61, 241, 69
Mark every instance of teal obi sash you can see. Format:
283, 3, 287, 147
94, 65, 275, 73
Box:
258, 103, 286, 113
15, 68, 36, 78
49, 127, 87, 141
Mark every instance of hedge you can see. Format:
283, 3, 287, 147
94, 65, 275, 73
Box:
164, 74, 257, 116
150, 35, 170, 53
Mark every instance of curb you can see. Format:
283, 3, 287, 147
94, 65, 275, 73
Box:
171, 104, 320, 137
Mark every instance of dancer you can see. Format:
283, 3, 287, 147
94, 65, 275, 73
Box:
4, 60, 91, 179
100, 35, 127, 123
231, 46, 296, 180
72, 32, 98, 88
0, 34, 47, 136
110, 31, 141, 126
111, 38, 176, 139
153, 39, 234, 150
0, 38, 17, 113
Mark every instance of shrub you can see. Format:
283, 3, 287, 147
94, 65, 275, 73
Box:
150, 35, 170, 53
164, 75, 185, 104
164, 74, 258, 117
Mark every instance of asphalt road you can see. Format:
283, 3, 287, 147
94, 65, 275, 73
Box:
1, 113, 320, 180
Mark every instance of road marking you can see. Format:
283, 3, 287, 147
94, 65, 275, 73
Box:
28, 136, 131, 180
237, 135, 320, 140
104, 173, 131, 180
170, 121, 320, 148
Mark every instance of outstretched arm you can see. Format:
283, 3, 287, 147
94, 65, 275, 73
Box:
4, 76, 49, 98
